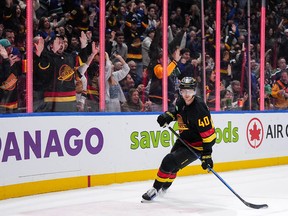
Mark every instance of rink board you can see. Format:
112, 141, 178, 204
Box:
0, 112, 287, 199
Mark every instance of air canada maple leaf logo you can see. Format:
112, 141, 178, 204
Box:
250, 123, 261, 141
246, 118, 264, 149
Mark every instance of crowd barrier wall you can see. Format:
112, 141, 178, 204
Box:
0, 111, 287, 200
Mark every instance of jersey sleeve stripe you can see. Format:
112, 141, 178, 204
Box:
202, 133, 216, 143
200, 128, 215, 138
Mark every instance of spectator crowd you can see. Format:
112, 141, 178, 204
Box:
0, 0, 288, 113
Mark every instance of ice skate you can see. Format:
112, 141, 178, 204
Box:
141, 187, 157, 202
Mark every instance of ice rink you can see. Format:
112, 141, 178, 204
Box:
1, 165, 288, 216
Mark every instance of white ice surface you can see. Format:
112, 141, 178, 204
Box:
1, 165, 288, 216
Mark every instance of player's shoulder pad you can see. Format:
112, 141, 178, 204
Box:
195, 96, 211, 112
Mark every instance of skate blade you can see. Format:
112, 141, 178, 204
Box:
141, 198, 153, 203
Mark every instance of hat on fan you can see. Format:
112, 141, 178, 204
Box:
0, 39, 11, 48
146, 27, 156, 34
131, 18, 138, 24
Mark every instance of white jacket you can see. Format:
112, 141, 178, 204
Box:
105, 60, 130, 103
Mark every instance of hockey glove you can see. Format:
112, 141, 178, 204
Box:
157, 111, 175, 127
201, 154, 213, 170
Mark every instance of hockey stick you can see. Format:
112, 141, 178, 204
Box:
167, 125, 268, 209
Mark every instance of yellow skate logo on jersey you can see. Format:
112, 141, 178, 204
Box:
177, 114, 189, 131
0, 73, 17, 91
58, 65, 74, 81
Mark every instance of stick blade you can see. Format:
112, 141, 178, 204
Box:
244, 201, 268, 209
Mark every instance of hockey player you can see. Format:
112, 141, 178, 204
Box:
142, 77, 216, 202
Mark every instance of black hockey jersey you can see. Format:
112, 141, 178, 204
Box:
172, 96, 216, 154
